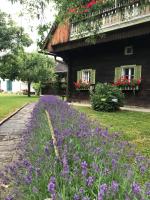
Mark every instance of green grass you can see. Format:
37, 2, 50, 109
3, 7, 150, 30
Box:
73, 105, 150, 156
0, 94, 38, 121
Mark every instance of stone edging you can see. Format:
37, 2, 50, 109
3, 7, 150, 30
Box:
0, 103, 29, 126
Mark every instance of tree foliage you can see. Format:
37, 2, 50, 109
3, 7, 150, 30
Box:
0, 50, 55, 96
0, 10, 32, 53
21, 52, 55, 83
37, 22, 51, 49
0, 49, 23, 80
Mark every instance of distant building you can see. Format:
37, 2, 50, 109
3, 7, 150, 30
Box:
42, 62, 68, 95
0, 78, 35, 93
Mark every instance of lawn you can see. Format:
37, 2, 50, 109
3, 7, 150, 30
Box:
0, 94, 38, 121
73, 105, 150, 156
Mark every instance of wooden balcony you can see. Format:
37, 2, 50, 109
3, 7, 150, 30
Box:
70, 0, 150, 40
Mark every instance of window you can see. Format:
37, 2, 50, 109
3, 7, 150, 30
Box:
122, 66, 134, 81
124, 46, 133, 55
77, 69, 96, 84
114, 65, 142, 83
82, 70, 90, 82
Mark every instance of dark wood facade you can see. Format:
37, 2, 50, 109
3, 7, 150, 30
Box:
44, 2, 150, 106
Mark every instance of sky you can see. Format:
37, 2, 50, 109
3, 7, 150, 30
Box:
0, 0, 56, 52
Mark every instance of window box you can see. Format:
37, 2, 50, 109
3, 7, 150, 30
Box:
121, 85, 139, 91
76, 88, 90, 91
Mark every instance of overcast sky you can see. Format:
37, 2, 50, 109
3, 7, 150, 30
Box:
0, 0, 56, 51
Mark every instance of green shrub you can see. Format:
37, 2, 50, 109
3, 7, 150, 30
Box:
90, 83, 124, 112
33, 82, 41, 96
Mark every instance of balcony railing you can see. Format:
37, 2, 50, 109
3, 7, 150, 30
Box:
70, 0, 150, 40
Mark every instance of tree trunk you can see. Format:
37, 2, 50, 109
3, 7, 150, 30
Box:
27, 81, 31, 97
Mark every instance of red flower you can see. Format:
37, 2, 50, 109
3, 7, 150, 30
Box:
137, 79, 141, 85
86, 0, 96, 8
68, 8, 77, 13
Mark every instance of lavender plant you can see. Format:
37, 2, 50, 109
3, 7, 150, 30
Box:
1, 96, 149, 200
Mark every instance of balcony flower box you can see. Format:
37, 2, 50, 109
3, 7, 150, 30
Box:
74, 80, 91, 91
113, 76, 141, 91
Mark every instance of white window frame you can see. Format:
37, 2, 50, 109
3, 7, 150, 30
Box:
121, 65, 135, 82
82, 70, 90, 83
124, 46, 133, 55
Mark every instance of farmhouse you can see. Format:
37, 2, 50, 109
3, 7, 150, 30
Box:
43, 0, 150, 106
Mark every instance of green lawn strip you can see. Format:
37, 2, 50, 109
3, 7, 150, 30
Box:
0, 95, 38, 121
73, 105, 150, 156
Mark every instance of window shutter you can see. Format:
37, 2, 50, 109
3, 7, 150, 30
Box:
90, 69, 96, 84
114, 67, 122, 83
134, 65, 142, 80
77, 70, 82, 82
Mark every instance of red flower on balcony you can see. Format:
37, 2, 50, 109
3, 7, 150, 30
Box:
74, 80, 91, 90
86, 0, 96, 8
68, 0, 97, 14
113, 76, 141, 90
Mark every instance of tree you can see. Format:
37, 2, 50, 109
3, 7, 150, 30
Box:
0, 10, 32, 53
0, 49, 23, 80
20, 52, 55, 97
0, 51, 55, 97
37, 23, 51, 49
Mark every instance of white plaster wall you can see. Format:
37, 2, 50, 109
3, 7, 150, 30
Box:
0, 78, 7, 91
0, 78, 35, 93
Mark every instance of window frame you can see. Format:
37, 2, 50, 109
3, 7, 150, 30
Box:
124, 46, 133, 55
121, 65, 135, 82
82, 69, 91, 83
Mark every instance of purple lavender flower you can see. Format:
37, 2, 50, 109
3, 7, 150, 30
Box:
98, 183, 107, 199
79, 187, 84, 194
145, 182, 150, 196
111, 181, 119, 192
97, 193, 103, 200
48, 176, 56, 199
86, 176, 94, 187
140, 165, 146, 174
74, 194, 80, 200
48, 177, 55, 193
23, 159, 31, 167
62, 145, 69, 177
81, 161, 88, 176
112, 159, 117, 169
132, 182, 141, 194
24, 175, 32, 184
5, 196, 13, 200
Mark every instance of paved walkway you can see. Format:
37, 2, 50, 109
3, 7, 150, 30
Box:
70, 102, 150, 112
0, 103, 36, 170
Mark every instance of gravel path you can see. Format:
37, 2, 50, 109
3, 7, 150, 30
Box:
0, 103, 36, 170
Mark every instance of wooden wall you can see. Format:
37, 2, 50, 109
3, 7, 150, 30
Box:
47, 22, 70, 52
66, 34, 150, 106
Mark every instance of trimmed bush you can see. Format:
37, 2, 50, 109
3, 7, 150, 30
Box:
90, 83, 124, 112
